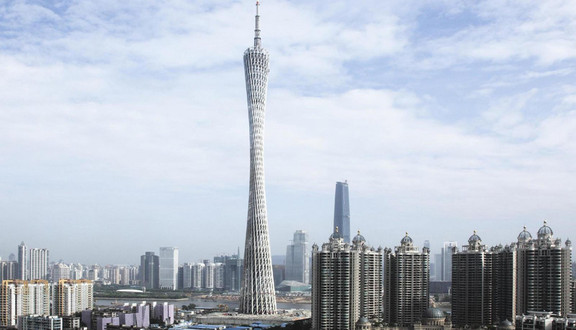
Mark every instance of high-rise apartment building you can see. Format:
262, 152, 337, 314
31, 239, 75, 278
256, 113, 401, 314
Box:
214, 254, 243, 291
29, 249, 49, 280
333, 181, 351, 243
181, 263, 193, 289
214, 263, 224, 289
312, 229, 383, 329
0, 261, 18, 281
107, 266, 121, 284
0, 280, 51, 327
452, 232, 496, 328
121, 266, 138, 286
239, 1, 276, 315
140, 252, 159, 290
18, 242, 27, 280
202, 260, 215, 289
455, 234, 520, 328
191, 263, 204, 289
285, 230, 310, 284
571, 279, 576, 315
492, 244, 517, 324
51, 263, 71, 282
159, 247, 178, 290
515, 222, 572, 316
69, 264, 83, 280
53, 279, 94, 316
384, 233, 430, 326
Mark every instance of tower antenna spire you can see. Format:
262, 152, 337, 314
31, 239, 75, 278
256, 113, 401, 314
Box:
254, 1, 261, 48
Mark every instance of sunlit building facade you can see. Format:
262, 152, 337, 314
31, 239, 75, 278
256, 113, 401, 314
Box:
384, 233, 430, 326
239, 1, 276, 314
312, 229, 382, 329
54, 279, 94, 316
159, 247, 178, 290
0, 280, 50, 327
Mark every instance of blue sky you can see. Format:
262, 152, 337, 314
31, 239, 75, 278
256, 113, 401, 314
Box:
1, 0, 575, 265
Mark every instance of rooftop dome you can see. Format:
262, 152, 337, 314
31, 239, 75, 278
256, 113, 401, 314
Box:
330, 226, 343, 240
566, 238, 571, 246
357, 316, 370, 325
537, 220, 553, 240
401, 232, 413, 246
468, 230, 482, 244
500, 320, 513, 327
352, 230, 366, 245
498, 319, 515, 330
423, 308, 445, 319
517, 226, 532, 242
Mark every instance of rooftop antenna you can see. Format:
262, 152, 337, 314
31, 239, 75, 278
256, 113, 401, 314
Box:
254, 1, 262, 48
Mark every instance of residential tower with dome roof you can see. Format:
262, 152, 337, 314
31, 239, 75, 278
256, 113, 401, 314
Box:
451, 221, 572, 328
384, 232, 430, 326
311, 228, 383, 330
515, 221, 572, 316
452, 230, 519, 327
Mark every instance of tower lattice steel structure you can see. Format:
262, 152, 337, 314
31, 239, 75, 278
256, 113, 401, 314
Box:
239, 1, 277, 314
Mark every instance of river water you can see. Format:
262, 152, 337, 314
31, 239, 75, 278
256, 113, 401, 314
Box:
95, 298, 310, 311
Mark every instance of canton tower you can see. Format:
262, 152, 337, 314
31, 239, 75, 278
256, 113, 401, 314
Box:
239, 1, 277, 314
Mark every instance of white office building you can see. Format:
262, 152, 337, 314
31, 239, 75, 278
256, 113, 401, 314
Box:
159, 247, 178, 290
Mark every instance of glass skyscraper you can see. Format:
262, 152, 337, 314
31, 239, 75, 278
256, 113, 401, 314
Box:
333, 181, 350, 243
159, 247, 178, 290
285, 230, 310, 284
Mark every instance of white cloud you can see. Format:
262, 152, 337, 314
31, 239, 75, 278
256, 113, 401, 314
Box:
409, 1, 576, 69
0, 0, 575, 262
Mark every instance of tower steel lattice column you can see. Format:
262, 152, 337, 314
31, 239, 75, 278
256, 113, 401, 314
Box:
239, 1, 277, 315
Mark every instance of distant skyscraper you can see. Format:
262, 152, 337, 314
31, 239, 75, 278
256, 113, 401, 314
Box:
181, 263, 193, 289
285, 230, 310, 284
433, 253, 442, 280
384, 233, 430, 326
191, 263, 204, 289
441, 241, 457, 281
333, 181, 350, 243
239, 1, 276, 315
312, 228, 382, 329
203, 260, 215, 289
214, 253, 243, 291
140, 252, 159, 290
51, 263, 71, 282
515, 222, 572, 316
17, 242, 27, 280
214, 263, 225, 289
423, 240, 431, 249
0, 261, 18, 281
29, 248, 49, 280
159, 247, 178, 290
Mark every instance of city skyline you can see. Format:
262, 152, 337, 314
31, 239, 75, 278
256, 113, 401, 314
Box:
1, 1, 576, 264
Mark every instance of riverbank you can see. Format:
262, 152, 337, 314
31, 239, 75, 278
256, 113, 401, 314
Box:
95, 296, 311, 311
94, 293, 188, 300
